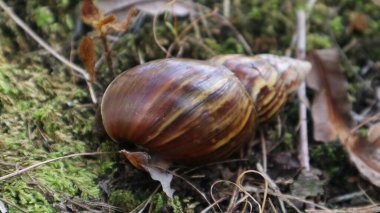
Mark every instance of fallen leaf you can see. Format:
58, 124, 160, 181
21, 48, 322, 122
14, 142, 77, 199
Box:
81, 0, 101, 25
346, 134, 380, 186
121, 150, 175, 197
109, 7, 138, 32
349, 12, 367, 33
144, 166, 175, 198
306, 48, 380, 186
307, 48, 352, 142
95, 15, 117, 30
79, 36, 96, 82
367, 122, 380, 143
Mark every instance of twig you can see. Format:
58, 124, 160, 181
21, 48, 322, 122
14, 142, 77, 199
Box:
0, 151, 119, 181
201, 197, 228, 213
285, 0, 317, 56
0, 0, 98, 104
350, 111, 380, 133
256, 163, 287, 213
169, 171, 213, 207
100, 33, 114, 74
296, 10, 310, 171
223, 0, 230, 18
329, 191, 366, 204
152, 14, 169, 56
226, 167, 243, 212
260, 129, 268, 172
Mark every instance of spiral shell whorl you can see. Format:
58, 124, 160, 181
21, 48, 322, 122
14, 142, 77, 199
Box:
209, 54, 311, 123
101, 58, 257, 164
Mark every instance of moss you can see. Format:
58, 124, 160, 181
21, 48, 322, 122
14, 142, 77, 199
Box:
151, 193, 183, 213
108, 190, 141, 211
330, 16, 344, 37
0, 63, 110, 211
306, 33, 332, 50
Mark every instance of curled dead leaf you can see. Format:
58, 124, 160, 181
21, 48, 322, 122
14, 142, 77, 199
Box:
306, 48, 380, 187
346, 134, 380, 186
108, 7, 138, 32
307, 48, 352, 142
95, 15, 117, 31
81, 0, 101, 25
79, 36, 96, 82
367, 122, 380, 143
349, 12, 367, 33
120, 150, 175, 197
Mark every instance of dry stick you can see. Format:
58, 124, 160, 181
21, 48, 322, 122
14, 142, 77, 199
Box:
153, 14, 169, 56
296, 10, 310, 171
285, 0, 316, 56
350, 111, 380, 133
100, 33, 114, 74
226, 167, 243, 212
200, 197, 228, 213
260, 129, 267, 172
0, 151, 118, 181
223, 0, 230, 18
256, 163, 286, 213
0, 0, 97, 104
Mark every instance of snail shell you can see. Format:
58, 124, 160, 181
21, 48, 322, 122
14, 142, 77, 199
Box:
101, 58, 257, 164
209, 54, 311, 122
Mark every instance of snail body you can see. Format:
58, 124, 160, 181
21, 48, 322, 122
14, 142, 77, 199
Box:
101, 55, 311, 164
101, 58, 257, 164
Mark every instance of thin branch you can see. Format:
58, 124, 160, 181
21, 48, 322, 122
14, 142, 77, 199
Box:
260, 129, 267, 172
223, 0, 231, 18
153, 14, 169, 56
100, 33, 114, 74
296, 10, 310, 171
0, 151, 119, 181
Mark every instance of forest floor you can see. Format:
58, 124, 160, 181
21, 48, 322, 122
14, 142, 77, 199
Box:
0, 0, 379, 212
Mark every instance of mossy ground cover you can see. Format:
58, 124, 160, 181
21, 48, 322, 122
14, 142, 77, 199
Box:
1, 0, 380, 212
0, 63, 101, 212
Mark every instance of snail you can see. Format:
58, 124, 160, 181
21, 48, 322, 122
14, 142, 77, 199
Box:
209, 54, 311, 123
101, 56, 311, 164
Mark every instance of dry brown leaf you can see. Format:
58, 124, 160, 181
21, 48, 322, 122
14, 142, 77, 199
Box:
81, 0, 101, 25
121, 150, 174, 197
95, 15, 117, 30
307, 48, 380, 186
144, 166, 174, 198
368, 122, 380, 143
346, 134, 380, 186
109, 7, 138, 32
307, 48, 352, 142
349, 12, 367, 33
79, 36, 96, 82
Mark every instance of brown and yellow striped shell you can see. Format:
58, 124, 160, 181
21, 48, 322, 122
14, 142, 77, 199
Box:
209, 54, 311, 123
101, 58, 257, 164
